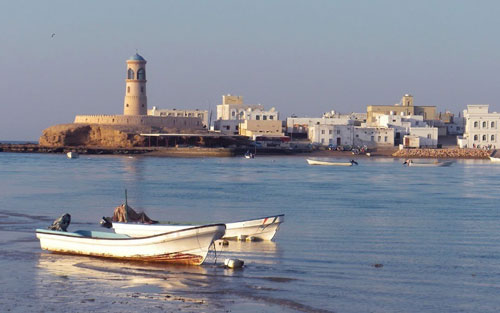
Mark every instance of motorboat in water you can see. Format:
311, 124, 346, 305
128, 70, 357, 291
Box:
66, 152, 79, 159
403, 159, 453, 167
112, 214, 284, 241
306, 159, 358, 166
36, 224, 226, 265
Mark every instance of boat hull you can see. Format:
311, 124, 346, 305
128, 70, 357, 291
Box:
408, 161, 453, 167
113, 215, 284, 241
307, 159, 352, 166
36, 224, 226, 265
490, 156, 500, 163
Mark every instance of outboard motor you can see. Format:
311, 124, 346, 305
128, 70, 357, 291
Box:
48, 213, 71, 232
100, 216, 113, 229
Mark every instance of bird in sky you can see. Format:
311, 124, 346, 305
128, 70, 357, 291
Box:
51, 33, 56, 38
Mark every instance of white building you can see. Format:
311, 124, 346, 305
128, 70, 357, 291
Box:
460, 104, 500, 148
287, 112, 365, 136
375, 113, 438, 147
215, 94, 280, 135
148, 107, 209, 128
308, 124, 394, 148
408, 127, 439, 147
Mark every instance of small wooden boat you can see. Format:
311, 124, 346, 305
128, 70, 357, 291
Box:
306, 159, 357, 166
66, 152, 79, 159
403, 160, 453, 167
36, 224, 226, 265
113, 214, 284, 241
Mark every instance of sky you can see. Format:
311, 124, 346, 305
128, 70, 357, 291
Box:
1, 0, 500, 140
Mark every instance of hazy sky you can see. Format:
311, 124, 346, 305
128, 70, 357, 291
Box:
1, 0, 500, 140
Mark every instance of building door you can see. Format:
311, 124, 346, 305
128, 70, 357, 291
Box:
395, 132, 401, 145
337, 137, 341, 146
404, 137, 410, 147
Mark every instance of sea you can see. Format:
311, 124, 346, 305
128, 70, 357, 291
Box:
1, 152, 499, 313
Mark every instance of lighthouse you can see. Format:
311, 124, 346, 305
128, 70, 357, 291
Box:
123, 53, 148, 115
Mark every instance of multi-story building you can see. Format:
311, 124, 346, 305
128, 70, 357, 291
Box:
367, 94, 437, 124
308, 124, 394, 148
214, 94, 281, 136
376, 114, 438, 147
460, 105, 500, 148
286, 111, 365, 138
148, 107, 209, 128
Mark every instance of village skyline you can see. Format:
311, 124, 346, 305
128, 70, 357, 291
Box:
2, 0, 500, 140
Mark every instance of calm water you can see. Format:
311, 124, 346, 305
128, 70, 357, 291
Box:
1, 153, 500, 313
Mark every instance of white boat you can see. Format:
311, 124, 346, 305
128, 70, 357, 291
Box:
306, 159, 357, 166
244, 150, 255, 159
403, 159, 453, 167
36, 224, 226, 265
490, 156, 500, 163
112, 214, 284, 241
66, 152, 79, 159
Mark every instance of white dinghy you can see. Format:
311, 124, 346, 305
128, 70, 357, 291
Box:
36, 224, 226, 265
306, 159, 358, 166
403, 159, 453, 167
112, 214, 284, 241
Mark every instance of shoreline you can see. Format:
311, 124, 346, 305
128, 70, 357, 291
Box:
0, 143, 493, 159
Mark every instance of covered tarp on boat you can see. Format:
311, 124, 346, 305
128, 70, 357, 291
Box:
111, 204, 158, 224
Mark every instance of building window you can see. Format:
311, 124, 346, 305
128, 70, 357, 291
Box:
427, 134, 431, 139
483, 121, 487, 128
127, 86, 130, 93
329, 130, 332, 134
232, 111, 235, 117
126, 104, 129, 107
127, 68, 134, 79
337, 130, 340, 134
321, 138, 324, 144
256, 115, 260, 120
377, 136, 381, 142
483, 135, 487, 141
384, 136, 388, 142
474, 121, 478, 128
474, 135, 478, 141
492, 122, 495, 128
491, 135, 495, 141
263, 115, 267, 120
371, 136, 374, 141
321, 130, 325, 134
137, 68, 146, 80
269, 116, 274, 120
141, 87, 144, 93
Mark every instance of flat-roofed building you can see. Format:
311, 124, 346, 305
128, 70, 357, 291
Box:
461, 104, 500, 148
148, 107, 209, 128
367, 94, 437, 124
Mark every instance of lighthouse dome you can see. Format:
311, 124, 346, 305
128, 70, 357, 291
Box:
128, 53, 146, 61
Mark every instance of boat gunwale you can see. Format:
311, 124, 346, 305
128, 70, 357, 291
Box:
36, 223, 226, 240
112, 214, 285, 228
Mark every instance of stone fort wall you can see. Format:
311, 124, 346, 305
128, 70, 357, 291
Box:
74, 115, 205, 130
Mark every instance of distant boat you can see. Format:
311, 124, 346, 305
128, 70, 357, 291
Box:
36, 224, 226, 265
244, 150, 255, 159
306, 159, 358, 166
113, 214, 284, 241
490, 150, 500, 163
403, 159, 453, 167
490, 156, 500, 163
66, 152, 79, 159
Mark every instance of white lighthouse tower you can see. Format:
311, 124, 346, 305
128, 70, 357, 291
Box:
123, 53, 148, 115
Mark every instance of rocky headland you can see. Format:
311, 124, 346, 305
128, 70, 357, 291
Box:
38, 124, 150, 148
